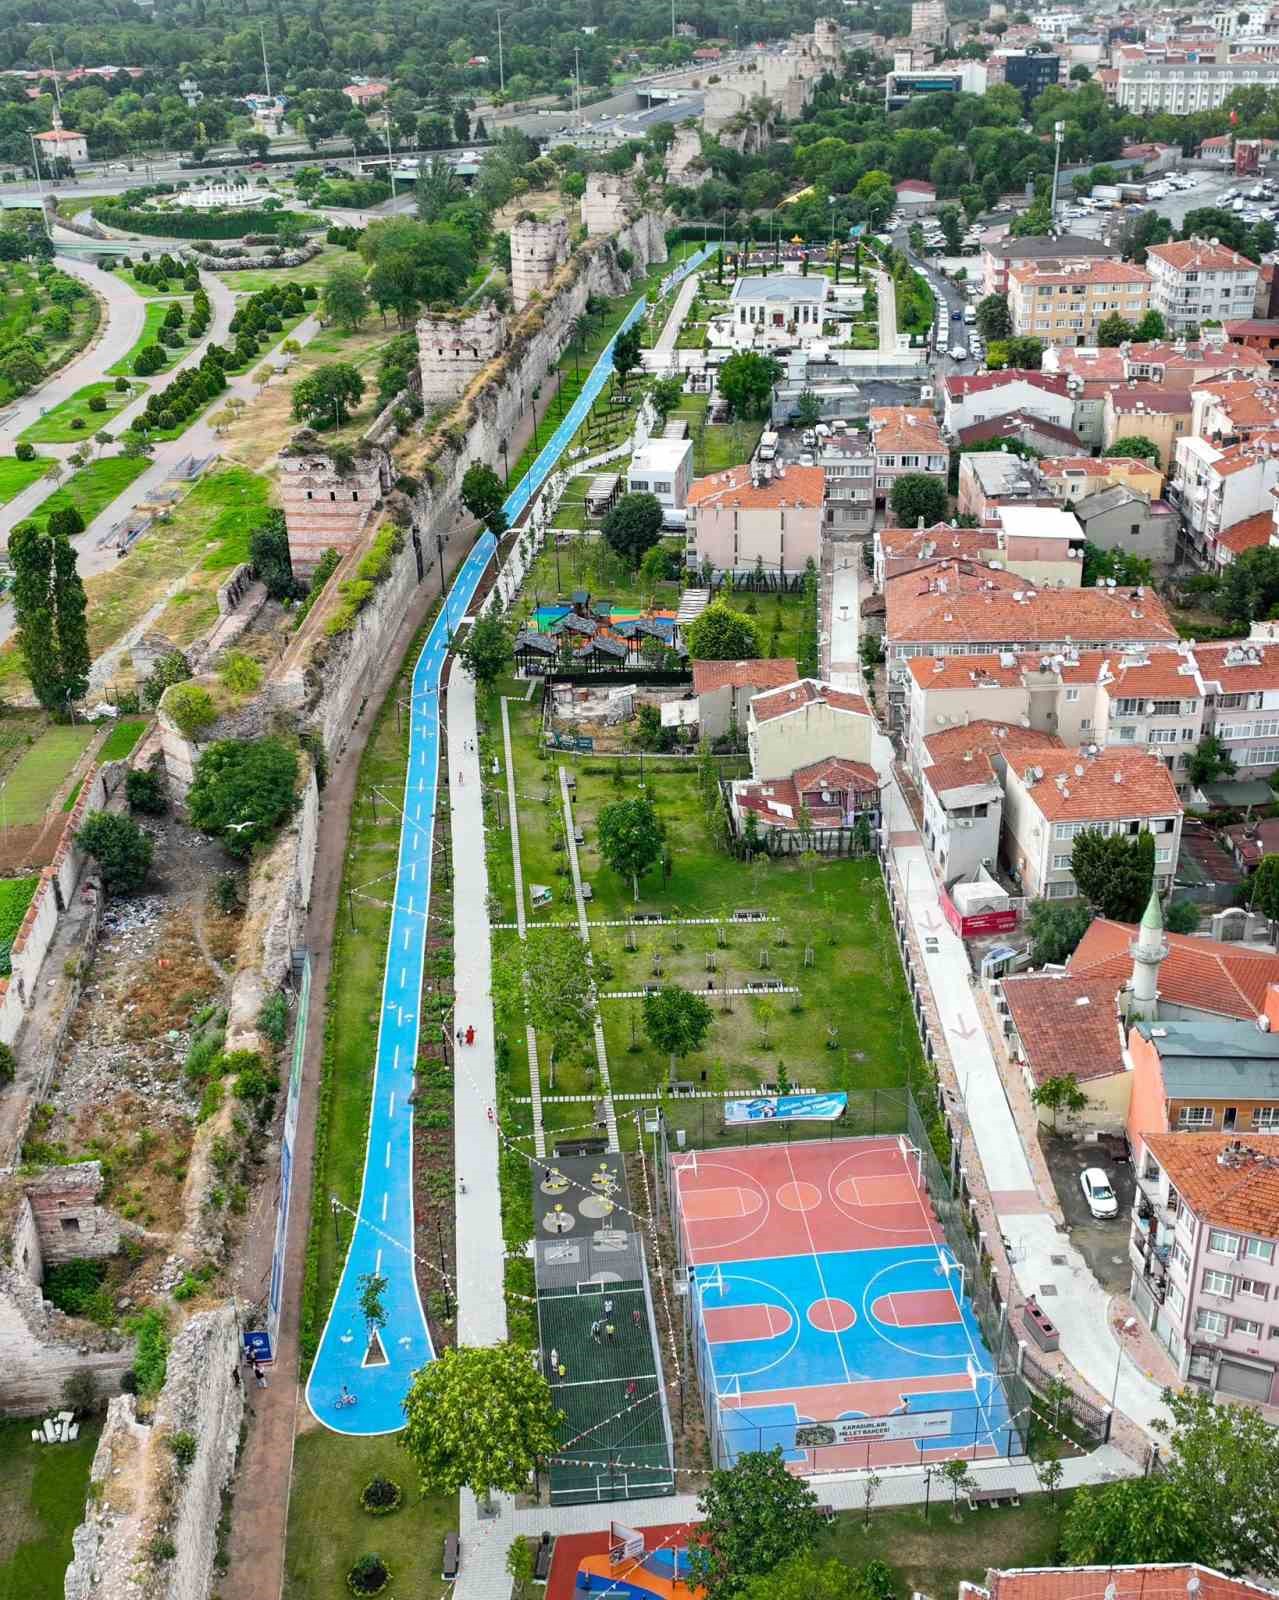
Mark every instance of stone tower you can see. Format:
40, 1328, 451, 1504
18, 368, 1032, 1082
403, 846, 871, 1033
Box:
277, 440, 393, 577
581, 172, 638, 237
416, 301, 508, 407
813, 16, 842, 60
1128, 888, 1168, 1022
509, 215, 570, 310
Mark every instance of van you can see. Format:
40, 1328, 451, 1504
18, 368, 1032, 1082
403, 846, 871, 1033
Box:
963, 305, 975, 324
758, 430, 779, 461
814, 423, 831, 439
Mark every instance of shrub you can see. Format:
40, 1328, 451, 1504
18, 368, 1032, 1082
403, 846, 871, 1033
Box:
63, 1370, 99, 1417
0, 1040, 14, 1084
347, 1555, 390, 1596
42, 1257, 108, 1317
70, 416, 85, 430
227, 1050, 279, 1122
162, 682, 218, 738
218, 650, 263, 694
259, 990, 289, 1049
88, 394, 107, 413
125, 768, 167, 815
359, 1476, 402, 1516
167, 1430, 197, 1468
114, 375, 130, 392
14, 442, 34, 461
76, 811, 153, 895
130, 1307, 170, 1397
143, 649, 190, 707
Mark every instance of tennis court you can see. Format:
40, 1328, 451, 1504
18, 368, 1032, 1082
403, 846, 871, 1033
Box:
673, 1137, 1020, 1471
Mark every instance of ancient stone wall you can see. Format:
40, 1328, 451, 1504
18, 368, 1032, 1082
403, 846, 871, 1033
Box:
18, 1164, 123, 1278
510, 215, 569, 309
278, 442, 394, 577
64, 1305, 244, 1600
417, 301, 508, 407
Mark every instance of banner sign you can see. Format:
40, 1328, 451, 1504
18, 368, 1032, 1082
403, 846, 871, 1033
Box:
797, 1412, 952, 1446
610, 1522, 645, 1561
723, 1092, 847, 1124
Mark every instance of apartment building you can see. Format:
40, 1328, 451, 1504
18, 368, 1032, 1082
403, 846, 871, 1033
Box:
1008, 259, 1153, 348
1170, 431, 1279, 564
920, 748, 1005, 884
980, 233, 1118, 297
817, 433, 875, 534
867, 406, 947, 507
692, 657, 798, 741
941, 370, 1074, 437
955, 452, 1058, 524
1190, 378, 1279, 438
1038, 455, 1165, 503
1116, 53, 1279, 114
1130, 1130, 1279, 1401
1197, 640, 1279, 774
875, 524, 991, 585
965, 1565, 1279, 1600
1102, 650, 1207, 785
1002, 747, 1182, 899
746, 678, 875, 781
685, 464, 824, 578
1100, 385, 1192, 467
1145, 238, 1261, 335
1121, 337, 1270, 386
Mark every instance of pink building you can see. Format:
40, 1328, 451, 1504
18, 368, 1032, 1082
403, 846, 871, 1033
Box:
1132, 1127, 1279, 1405
684, 464, 824, 579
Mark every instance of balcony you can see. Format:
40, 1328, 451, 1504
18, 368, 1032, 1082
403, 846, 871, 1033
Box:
1130, 1215, 1171, 1305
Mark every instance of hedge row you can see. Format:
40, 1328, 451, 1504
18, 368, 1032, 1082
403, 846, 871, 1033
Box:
96, 204, 321, 239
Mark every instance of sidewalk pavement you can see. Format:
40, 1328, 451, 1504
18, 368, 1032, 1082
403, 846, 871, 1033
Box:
653, 272, 700, 354
826, 552, 1168, 1441
448, 656, 519, 1600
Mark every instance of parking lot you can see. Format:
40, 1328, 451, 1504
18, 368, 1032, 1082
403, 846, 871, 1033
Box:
1041, 1129, 1137, 1294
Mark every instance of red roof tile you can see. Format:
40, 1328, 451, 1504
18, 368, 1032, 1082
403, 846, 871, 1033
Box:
1016, 749, 1180, 822
687, 465, 824, 510
691, 658, 798, 693
980, 1564, 1279, 1600
1071, 918, 1279, 1021
1148, 239, 1259, 274
750, 678, 871, 724
1218, 510, 1276, 556
1143, 1135, 1279, 1238
1000, 973, 1126, 1085
925, 720, 1064, 761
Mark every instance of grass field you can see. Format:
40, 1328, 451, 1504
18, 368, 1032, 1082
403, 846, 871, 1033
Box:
106, 301, 194, 378
0, 456, 52, 505
116, 269, 188, 299
3, 726, 96, 824
215, 242, 352, 294
0, 1417, 100, 1600
0, 875, 38, 944
283, 1430, 457, 1600
18, 382, 142, 444
24, 456, 150, 534
676, 391, 765, 475
98, 718, 148, 761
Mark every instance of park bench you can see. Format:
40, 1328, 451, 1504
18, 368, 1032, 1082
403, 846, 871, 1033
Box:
581, 882, 594, 901
967, 1488, 1021, 1511
534, 1534, 554, 1581
443, 1533, 461, 1580
731, 908, 767, 922
671, 1080, 696, 1097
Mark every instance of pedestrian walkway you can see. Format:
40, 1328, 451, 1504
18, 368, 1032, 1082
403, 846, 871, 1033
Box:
826, 553, 1168, 1438
558, 767, 619, 1151
499, 693, 546, 1157
653, 272, 700, 354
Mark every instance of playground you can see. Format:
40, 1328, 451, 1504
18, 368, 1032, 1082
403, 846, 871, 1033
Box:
673, 1138, 1019, 1472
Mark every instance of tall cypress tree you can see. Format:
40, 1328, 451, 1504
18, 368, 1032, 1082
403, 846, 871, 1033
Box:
10, 521, 89, 712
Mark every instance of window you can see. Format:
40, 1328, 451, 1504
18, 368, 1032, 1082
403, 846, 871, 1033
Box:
1172, 1242, 1191, 1273
1150, 728, 1177, 744
1233, 1317, 1263, 1338
1244, 1236, 1275, 1262
1115, 697, 1141, 715
1179, 1106, 1215, 1130
1197, 1308, 1228, 1335
1046, 879, 1077, 898
1203, 1269, 1236, 1297
1249, 745, 1279, 767
1209, 1228, 1240, 1255
1181, 727, 1196, 742
59, 1216, 80, 1233
1065, 687, 1080, 702
1152, 700, 1181, 715
1240, 1278, 1269, 1300
1052, 853, 1074, 870
1167, 1282, 1185, 1315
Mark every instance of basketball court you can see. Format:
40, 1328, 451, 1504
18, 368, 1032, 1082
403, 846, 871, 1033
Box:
673, 1136, 1018, 1470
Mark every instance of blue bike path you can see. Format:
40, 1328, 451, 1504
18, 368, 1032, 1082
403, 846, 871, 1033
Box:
305, 252, 709, 1434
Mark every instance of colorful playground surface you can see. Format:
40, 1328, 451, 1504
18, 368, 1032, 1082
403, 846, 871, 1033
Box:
673, 1138, 1019, 1470
531, 604, 679, 642
550, 1523, 702, 1600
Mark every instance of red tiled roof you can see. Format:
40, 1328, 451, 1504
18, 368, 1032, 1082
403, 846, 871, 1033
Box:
1195, 640, 1279, 692
887, 568, 1178, 647
691, 658, 798, 694
1071, 918, 1279, 1021
687, 465, 824, 510
925, 720, 1063, 761
1148, 239, 1259, 274
793, 756, 880, 793
1000, 973, 1126, 1085
905, 649, 1111, 689
957, 413, 1083, 448
1016, 749, 1180, 822
895, 179, 936, 194
1107, 650, 1203, 697
751, 678, 871, 724
869, 405, 946, 454
944, 370, 1069, 400
1008, 259, 1152, 288
922, 751, 999, 797
1143, 1136, 1279, 1238
1218, 510, 1275, 556
1107, 384, 1192, 416
980, 1564, 1279, 1600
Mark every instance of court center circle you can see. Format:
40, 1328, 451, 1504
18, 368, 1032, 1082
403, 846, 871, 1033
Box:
776, 1180, 822, 1211
808, 1297, 857, 1334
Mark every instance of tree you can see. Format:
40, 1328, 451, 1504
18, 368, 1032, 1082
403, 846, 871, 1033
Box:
1219, 545, 1279, 627
492, 931, 594, 1087
717, 351, 783, 421
598, 795, 664, 901
125, 769, 167, 816
1104, 435, 1161, 466
187, 737, 299, 858
612, 324, 642, 391
400, 1343, 562, 1507
1252, 854, 1279, 936
1062, 1476, 1203, 1566
1097, 312, 1135, 347
76, 812, 153, 895
416, 155, 462, 222
321, 262, 369, 332
1031, 1450, 1064, 1507
1070, 827, 1155, 922
739, 1553, 883, 1600
794, 388, 822, 430
686, 602, 760, 661
938, 205, 963, 253
1031, 1072, 1088, 1130
457, 611, 512, 688
9, 520, 90, 713
1165, 899, 1200, 934
1026, 899, 1092, 965
292, 363, 365, 429
358, 1271, 387, 1353
940, 1458, 975, 1518
688, 1448, 826, 1600
643, 987, 714, 1087
602, 493, 664, 569
1134, 309, 1166, 341
889, 474, 947, 528
461, 462, 509, 534
1188, 733, 1236, 786
249, 510, 297, 601
650, 375, 685, 426
47, 506, 84, 540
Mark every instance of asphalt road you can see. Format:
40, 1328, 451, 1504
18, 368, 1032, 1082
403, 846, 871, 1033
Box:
1058, 167, 1239, 247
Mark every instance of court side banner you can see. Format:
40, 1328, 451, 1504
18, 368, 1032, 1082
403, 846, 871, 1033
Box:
723, 1092, 848, 1124
813, 1412, 953, 1445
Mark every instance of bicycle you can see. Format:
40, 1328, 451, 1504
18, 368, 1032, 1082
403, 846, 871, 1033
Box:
335, 1388, 358, 1409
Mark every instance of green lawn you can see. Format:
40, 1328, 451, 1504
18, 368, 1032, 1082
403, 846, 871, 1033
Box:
214, 242, 354, 295
98, 718, 148, 761
283, 1431, 456, 1600
0, 456, 52, 505
0, 875, 38, 943
116, 269, 188, 299
823, 1495, 1068, 1600
106, 301, 194, 378
3, 726, 96, 824
0, 1416, 100, 1600
26, 456, 150, 533
19, 383, 142, 444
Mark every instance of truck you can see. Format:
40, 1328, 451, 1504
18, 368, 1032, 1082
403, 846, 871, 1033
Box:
963, 304, 976, 325
1091, 184, 1122, 203
758, 430, 779, 462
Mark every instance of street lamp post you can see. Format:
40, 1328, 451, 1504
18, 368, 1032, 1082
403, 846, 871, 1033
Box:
383, 115, 397, 203
1050, 119, 1065, 231
497, 10, 507, 96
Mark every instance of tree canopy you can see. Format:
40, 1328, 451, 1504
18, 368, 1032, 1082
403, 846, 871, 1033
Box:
598, 794, 665, 901
688, 1448, 826, 1600
461, 461, 509, 534
602, 493, 664, 569
685, 602, 761, 661
643, 986, 714, 1087
292, 363, 365, 428
492, 928, 595, 1084
456, 612, 511, 688
889, 474, 947, 528
717, 352, 783, 420
76, 812, 153, 896
187, 737, 300, 857
10, 520, 90, 713
1026, 899, 1093, 965
1070, 827, 1155, 922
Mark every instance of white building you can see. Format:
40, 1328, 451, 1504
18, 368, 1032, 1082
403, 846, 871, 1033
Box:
1144, 238, 1260, 335
34, 114, 87, 166
626, 438, 694, 518
1115, 55, 1279, 115
729, 274, 830, 348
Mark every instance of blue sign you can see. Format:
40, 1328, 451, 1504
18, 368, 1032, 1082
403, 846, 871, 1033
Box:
243, 1330, 274, 1365
723, 1092, 848, 1125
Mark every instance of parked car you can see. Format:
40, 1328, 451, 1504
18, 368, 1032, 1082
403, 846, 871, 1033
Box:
1080, 1167, 1119, 1220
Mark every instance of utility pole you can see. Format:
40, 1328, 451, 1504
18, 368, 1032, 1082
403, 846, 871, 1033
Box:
497, 11, 506, 96
383, 115, 397, 202
259, 21, 272, 102
1050, 119, 1064, 232
47, 45, 63, 117
574, 47, 581, 126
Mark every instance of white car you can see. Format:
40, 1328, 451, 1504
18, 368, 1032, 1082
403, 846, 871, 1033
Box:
950, 345, 967, 361
1080, 1167, 1119, 1220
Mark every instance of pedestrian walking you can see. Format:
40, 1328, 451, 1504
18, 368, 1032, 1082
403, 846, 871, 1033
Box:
626, 1380, 638, 1401
457, 768, 464, 785
550, 1346, 559, 1372
632, 1308, 642, 1333
252, 1360, 268, 1389
456, 1027, 464, 1046
558, 1363, 568, 1381
591, 1320, 602, 1344
466, 1024, 475, 1046
603, 1297, 614, 1316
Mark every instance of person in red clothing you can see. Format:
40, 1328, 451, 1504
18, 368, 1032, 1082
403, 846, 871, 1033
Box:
465, 1024, 475, 1046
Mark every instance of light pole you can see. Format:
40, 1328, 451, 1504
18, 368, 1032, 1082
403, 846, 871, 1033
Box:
497, 10, 508, 96
573, 48, 581, 126
383, 115, 397, 202
1050, 119, 1064, 232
